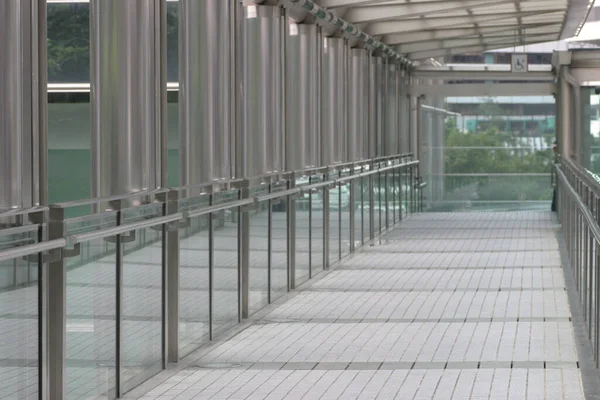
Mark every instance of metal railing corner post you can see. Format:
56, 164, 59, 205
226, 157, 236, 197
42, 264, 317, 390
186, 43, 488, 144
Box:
289, 175, 297, 290
47, 207, 67, 400
164, 189, 180, 363
240, 180, 250, 319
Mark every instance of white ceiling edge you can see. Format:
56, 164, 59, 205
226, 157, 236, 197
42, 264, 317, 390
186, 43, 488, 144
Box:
560, 0, 596, 39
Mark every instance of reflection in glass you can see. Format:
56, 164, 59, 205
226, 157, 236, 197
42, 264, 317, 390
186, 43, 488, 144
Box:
328, 186, 340, 266
120, 206, 163, 393
271, 184, 288, 301
179, 195, 210, 357
353, 178, 363, 246
361, 176, 370, 243
295, 179, 310, 286
249, 186, 269, 315
65, 214, 117, 399
310, 183, 324, 276
0, 230, 39, 399
340, 182, 351, 259
213, 197, 240, 336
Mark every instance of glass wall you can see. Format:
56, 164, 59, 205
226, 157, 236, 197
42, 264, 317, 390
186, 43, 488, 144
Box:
581, 87, 600, 173
423, 96, 556, 212
47, 2, 179, 210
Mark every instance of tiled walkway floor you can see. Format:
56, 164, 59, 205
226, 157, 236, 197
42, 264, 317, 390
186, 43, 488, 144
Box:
131, 212, 589, 399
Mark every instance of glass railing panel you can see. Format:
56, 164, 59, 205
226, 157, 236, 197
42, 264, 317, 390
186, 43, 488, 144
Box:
361, 175, 370, 243
271, 181, 288, 302
310, 175, 324, 276
374, 171, 383, 234
0, 228, 39, 399
295, 178, 310, 287
178, 195, 210, 357
120, 205, 164, 393
213, 190, 240, 336
427, 174, 552, 212
340, 180, 351, 259
64, 213, 117, 399
328, 171, 341, 266
353, 178, 363, 247
249, 186, 269, 315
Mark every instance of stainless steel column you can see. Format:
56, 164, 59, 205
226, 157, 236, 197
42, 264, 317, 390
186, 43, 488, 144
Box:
90, 0, 167, 199
368, 54, 378, 160
0, 0, 47, 211
399, 69, 410, 155
385, 63, 399, 156
322, 37, 348, 166
372, 57, 387, 158
242, 4, 285, 177
286, 22, 321, 171
410, 93, 420, 159
180, 0, 234, 188
348, 48, 369, 162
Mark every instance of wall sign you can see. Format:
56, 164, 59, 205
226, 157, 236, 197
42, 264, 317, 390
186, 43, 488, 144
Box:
511, 54, 528, 73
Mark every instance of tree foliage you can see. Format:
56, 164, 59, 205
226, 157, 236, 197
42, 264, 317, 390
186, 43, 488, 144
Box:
443, 117, 554, 202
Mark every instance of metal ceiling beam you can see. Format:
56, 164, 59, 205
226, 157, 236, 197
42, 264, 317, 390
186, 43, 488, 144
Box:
412, 70, 554, 82
406, 33, 559, 59
365, 10, 564, 36
318, 0, 460, 10
409, 82, 556, 97
344, 0, 564, 24
385, 22, 561, 45
399, 31, 560, 53
344, 0, 514, 23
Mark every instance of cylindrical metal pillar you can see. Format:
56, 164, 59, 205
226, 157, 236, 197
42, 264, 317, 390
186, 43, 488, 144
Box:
180, 0, 234, 187
385, 63, 399, 156
373, 57, 387, 159
399, 69, 410, 155
348, 48, 369, 162
0, 0, 47, 211
242, 4, 285, 177
90, 0, 166, 199
322, 37, 348, 166
286, 22, 321, 171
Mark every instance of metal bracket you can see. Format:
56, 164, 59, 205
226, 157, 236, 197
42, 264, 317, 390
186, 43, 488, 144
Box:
103, 230, 136, 244
21, 242, 81, 263
270, 198, 282, 206
242, 198, 260, 213
151, 218, 190, 232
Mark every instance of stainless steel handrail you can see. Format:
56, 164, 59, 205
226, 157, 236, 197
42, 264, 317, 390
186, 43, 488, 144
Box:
556, 165, 600, 244
68, 214, 184, 245
0, 239, 68, 263
562, 157, 600, 198
51, 188, 169, 209
0, 158, 421, 256
255, 188, 301, 202
187, 198, 256, 219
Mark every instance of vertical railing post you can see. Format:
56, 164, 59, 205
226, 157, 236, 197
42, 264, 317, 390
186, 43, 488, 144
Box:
349, 169, 356, 253
369, 163, 375, 241
163, 190, 180, 363
289, 175, 297, 289
47, 208, 67, 400
323, 175, 330, 269
240, 180, 250, 319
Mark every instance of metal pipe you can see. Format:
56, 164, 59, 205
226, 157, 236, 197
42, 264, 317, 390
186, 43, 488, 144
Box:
90, 0, 167, 199
241, 4, 285, 176
0, 0, 47, 211
348, 48, 369, 162
322, 37, 348, 165
0, 239, 67, 263
286, 22, 320, 171
180, 0, 234, 190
